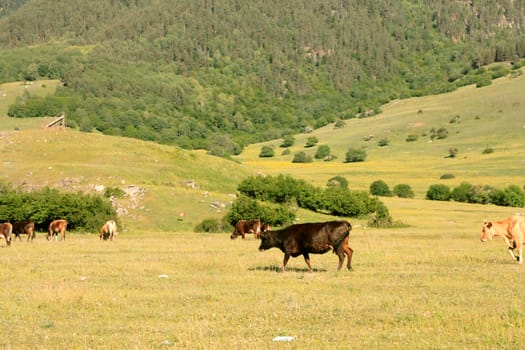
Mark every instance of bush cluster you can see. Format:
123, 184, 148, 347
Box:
426, 182, 525, 207
235, 175, 390, 221
370, 180, 415, 199
0, 185, 119, 232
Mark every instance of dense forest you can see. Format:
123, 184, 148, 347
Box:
1, 0, 525, 155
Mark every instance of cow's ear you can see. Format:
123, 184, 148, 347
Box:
486, 222, 492, 228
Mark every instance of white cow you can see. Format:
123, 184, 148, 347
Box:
100, 220, 118, 241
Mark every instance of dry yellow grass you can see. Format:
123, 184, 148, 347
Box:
0, 197, 523, 349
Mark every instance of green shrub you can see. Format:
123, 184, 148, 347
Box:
406, 134, 418, 142
334, 119, 346, 129
426, 184, 451, 201
447, 148, 458, 158
345, 148, 367, 162
482, 146, 494, 154
377, 138, 389, 147
327, 176, 348, 189
490, 185, 525, 207
259, 145, 275, 157
280, 135, 295, 147
194, 219, 227, 233
393, 184, 415, 198
368, 201, 393, 228
305, 136, 319, 148
430, 127, 448, 140
292, 151, 312, 163
440, 173, 455, 179
321, 187, 378, 217
450, 182, 493, 204
370, 180, 392, 197
314, 145, 331, 159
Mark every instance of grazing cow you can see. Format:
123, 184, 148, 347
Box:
100, 220, 118, 241
0, 222, 13, 246
231, 219, 262, 239
12, 220, 35, 242
48, 219, 68, 241
258, 220, 353, 272
480, 215, 525, 264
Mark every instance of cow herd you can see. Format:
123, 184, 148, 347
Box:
231, 214, 525, 272
0, 219, 118, 246
4, 212, 523, 270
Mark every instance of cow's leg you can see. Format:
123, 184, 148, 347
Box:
518, 242, 524, 264
282, 253, 291, 272
505, 241, 519, 261
303, 253, 313, 272
344, 237, 354, 270
507, 247, 518, 261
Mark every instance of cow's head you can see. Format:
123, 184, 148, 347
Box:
480, 221, 494, 242
261, 223, 271, 234
258, 225, 274, 251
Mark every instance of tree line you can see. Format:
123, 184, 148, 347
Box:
1, 1, 525, 155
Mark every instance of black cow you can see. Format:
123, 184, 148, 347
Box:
258, 221, 353, 272
12, 220, 35, 242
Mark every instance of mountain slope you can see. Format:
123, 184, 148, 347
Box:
1, 1, 524, 154
235, 68, 525, 197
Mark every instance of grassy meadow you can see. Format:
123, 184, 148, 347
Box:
1, 71, 525, 348
1, 198, 524, 349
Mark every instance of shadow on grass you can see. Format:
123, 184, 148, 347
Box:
249, 265, 328, 273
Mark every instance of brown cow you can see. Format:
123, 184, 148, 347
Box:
231, 219, 262, 239
12, 220, 35, 242
480, 215, 525, 264
0, 222, 13, 246
258, 220, 353, 272
48, 219, 68, 241
100, 220, 118, 241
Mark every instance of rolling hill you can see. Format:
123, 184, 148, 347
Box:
1, 68, 524, 233
235, 68, 525, 198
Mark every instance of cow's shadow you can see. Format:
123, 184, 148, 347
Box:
250, 265, 327, 273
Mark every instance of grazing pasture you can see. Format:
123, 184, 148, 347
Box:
1, 199, 524, 349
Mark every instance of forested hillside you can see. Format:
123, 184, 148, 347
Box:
1, 0, 524, 155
